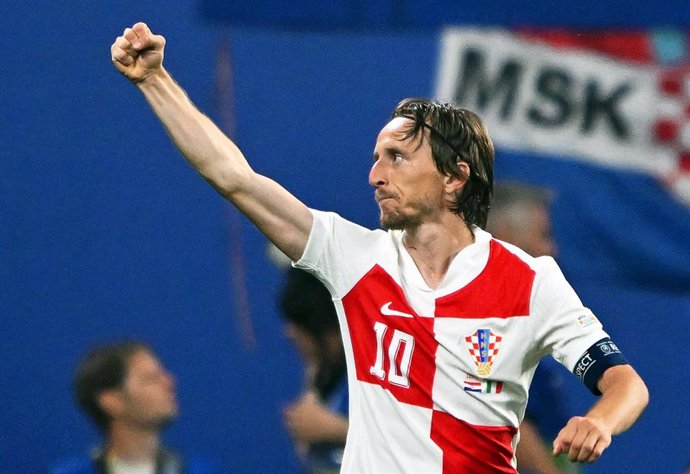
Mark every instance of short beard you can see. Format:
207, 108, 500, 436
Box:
380, 211, 420, 230
377, 195, 436, 230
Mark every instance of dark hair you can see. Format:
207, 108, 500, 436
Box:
391, 98, 495, 228
489, 181, 552, 215
278, 268, 345, 398
73, 341, 151, 432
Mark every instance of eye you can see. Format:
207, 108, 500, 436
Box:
392, 153, 405, 163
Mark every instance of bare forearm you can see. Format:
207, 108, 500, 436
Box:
553, 364, 648, 462
316, 412, 349, 442
113, 23, 312, 261
284, 392, 349, 443
587, 364, 649, 435
137, 68, 252, 193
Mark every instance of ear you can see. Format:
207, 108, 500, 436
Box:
443, 162, 470, 194
98, 390, 124, 417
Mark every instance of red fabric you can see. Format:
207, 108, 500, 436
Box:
343, 265, 437, 408
431, 410, 518, 474
516, 28, 654, 64
435, 240, 535, 319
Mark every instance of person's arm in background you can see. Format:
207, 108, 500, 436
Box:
553, 364, 648, 463
283, 391, 348, 444
110, 22, 312, 261
517, 418, 561, 474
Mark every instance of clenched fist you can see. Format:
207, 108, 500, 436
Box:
111, 22, 166, 83
553, 415, 612, 463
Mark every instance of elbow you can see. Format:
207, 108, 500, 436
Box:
200, 157, 255, 196
626, 366, 649, 414
624, 368, 650, 426
209, 166, 253, 195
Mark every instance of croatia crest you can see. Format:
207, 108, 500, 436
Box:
465, 329, 502, 377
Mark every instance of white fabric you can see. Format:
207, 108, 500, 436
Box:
295, 210, 609, 473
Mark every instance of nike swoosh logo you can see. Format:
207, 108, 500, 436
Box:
380, 301, 414, 318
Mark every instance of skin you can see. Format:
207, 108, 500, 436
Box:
495, 202, 557, 258
369, 118, 473, 289
99, 349, 177, 461
370, 118, 449, 230
283, 391, 349, 444
282, 324, 349, 449
111, 22, 648, 465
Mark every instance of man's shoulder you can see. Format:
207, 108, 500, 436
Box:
310, 209, 396, 255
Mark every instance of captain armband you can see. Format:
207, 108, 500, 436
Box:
573, 337, 629, 396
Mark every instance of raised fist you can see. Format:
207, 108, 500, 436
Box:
111, 22, 166, 83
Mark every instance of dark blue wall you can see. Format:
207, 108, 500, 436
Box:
2, 1, 689, 473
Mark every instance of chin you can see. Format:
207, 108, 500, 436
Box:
381, 212, 416, 230
156, 412, 178, 429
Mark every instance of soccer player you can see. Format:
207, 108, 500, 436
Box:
111, 23, 649, 473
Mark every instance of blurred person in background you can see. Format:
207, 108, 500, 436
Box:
111, 23, 648, 472
278, 267, 349, 474
486, 182, 576, 474
52, 340, 218, 474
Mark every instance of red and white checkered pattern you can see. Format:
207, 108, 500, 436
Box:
653, 68, 690, 205
465, 332, 503, 366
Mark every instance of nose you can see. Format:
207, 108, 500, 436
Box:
369, 160, 386, 188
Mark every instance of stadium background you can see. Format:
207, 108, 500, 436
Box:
2, 1, 689, 472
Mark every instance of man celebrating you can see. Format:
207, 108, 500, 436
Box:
110, 23, 648, 473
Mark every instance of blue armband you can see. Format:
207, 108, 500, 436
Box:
573, 337, 629, 395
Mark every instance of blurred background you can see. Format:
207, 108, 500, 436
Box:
2, 1, 689, 472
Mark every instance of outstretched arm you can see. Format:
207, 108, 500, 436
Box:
552, 364, 648, 463
110, 22, 313, 261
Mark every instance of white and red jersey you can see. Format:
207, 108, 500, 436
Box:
295, 210, 609, 474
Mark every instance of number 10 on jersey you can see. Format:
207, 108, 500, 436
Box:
369, 321, 415, 388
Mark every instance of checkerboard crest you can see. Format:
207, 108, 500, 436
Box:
465, 329, 503, 377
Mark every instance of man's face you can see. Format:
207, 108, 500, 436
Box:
284, 322, 318, 368
107, 349, 178, 430
500, 203, 557, 258
369, 117, 447, 230
524, 204, 557, 258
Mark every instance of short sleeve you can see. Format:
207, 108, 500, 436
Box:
294, 209, 391, 298
529, 257, 610, 373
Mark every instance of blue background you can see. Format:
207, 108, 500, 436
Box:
2, 1, 689, 473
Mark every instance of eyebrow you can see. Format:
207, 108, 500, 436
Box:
387, 146, 407, 157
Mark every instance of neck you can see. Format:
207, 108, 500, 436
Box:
106, 423, 160, 463
402, 215, 474, 289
